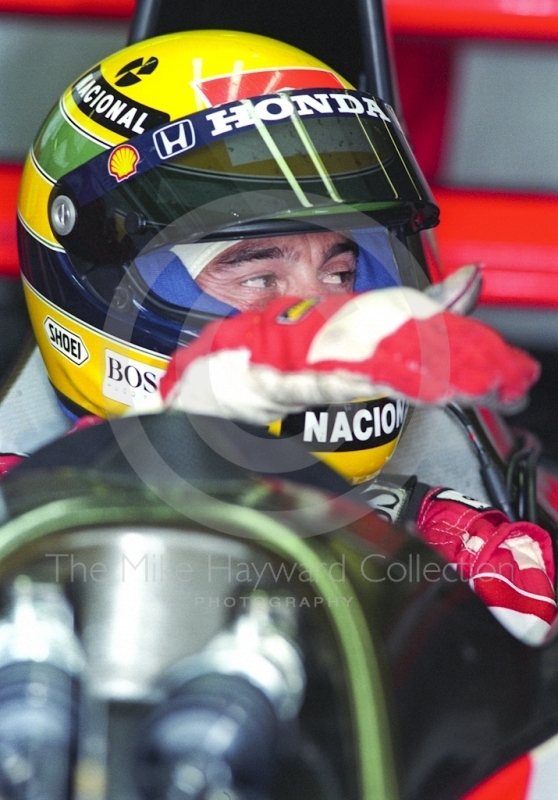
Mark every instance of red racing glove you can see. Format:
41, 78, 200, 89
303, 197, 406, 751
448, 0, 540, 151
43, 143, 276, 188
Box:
156, 281, 539, 424
416, 488, 556, 644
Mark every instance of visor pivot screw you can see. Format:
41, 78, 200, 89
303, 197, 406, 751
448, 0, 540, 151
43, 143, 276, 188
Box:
51, 196, 76, 236
113, 284, 132, 313
411, 211, 423, 231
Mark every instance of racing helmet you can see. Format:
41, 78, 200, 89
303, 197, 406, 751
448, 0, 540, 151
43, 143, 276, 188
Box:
17, 29, 439, 482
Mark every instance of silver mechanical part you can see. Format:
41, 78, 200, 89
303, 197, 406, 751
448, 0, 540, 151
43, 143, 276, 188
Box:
74, 529, 264, 702
50, 195, 77, 236
0, 575, 84, 675
166, 592, 306, 721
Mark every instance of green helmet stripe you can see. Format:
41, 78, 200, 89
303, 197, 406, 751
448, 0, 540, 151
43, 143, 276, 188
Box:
33, 100, 107, 182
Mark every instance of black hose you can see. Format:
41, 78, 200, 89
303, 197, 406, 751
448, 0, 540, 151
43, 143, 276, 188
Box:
446, 403, 517, 521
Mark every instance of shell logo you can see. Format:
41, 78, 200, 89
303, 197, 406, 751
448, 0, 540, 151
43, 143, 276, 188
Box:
108, 144, 139, 182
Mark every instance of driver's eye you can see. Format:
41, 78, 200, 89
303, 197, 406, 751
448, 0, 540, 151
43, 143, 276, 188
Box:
241, 274, 277, 289
323, 270, 355, 285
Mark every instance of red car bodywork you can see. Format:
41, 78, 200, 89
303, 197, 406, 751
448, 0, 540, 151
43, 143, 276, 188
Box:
3, 0, 558, 313
390, 6, 558, 792
0, 164, 20, 278
390, 0, 558, 309
0, 0, 132, 14
0, 0, 134, 278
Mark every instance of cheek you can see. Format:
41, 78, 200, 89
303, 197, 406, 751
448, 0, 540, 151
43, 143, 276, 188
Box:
196, 272, 276, 312
234, 296, 272, 312
196, 271, 241, 300
321, 280, 354, 296
195, 270, 222, 292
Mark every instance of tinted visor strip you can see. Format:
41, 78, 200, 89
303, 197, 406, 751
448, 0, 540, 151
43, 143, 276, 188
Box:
240, 98, 313, 208
280, 94, 344, 204
56, 89, 427, 208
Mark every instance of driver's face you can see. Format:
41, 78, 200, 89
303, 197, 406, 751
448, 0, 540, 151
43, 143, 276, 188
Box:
195, 232, 357, 312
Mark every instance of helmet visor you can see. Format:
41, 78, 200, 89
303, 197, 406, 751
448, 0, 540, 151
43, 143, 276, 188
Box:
130, 222, 426, 318
49, 88, 438, 274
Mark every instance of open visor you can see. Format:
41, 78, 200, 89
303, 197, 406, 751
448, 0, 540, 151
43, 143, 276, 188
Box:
48, 88, 439, 276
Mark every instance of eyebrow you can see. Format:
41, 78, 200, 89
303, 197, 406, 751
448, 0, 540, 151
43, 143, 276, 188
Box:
215, 239, 359, 268
324, 240, 359, 262
217, 245, 285, 266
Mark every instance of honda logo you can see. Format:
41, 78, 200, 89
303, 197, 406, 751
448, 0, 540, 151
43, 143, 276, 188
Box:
153, 120, 196, 159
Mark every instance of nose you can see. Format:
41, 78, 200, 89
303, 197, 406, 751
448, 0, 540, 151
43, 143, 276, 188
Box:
284, 267, 326, 299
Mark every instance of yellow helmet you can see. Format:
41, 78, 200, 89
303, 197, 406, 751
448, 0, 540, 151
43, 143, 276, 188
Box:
269, 398, 408, 484
17, 29, 438, 481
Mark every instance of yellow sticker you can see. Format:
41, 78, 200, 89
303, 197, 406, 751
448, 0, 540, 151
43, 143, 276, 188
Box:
277, 298, 320, 324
